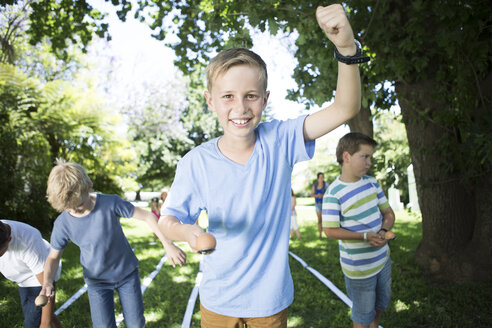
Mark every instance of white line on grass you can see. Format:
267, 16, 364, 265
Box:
181, 269, 203, 328
289, 251, 383, 328
54, 283, 88, 316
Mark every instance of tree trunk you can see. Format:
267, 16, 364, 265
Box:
347, 105, 373, 138
397, 80, 492, 283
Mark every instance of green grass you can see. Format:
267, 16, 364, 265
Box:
1, 203, 491, 327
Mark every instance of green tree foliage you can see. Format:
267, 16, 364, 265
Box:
36, 79, 125, 194
2, 0, 112, 60
0, 7, 130, 230
372, 111, 411, 205
0, 62, 127, 230
0, 63, 53, 231
124, 68, 221, 189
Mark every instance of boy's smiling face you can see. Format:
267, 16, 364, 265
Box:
205, 64, 269, 143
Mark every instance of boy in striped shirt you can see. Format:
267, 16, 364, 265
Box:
322, 132, 395, 328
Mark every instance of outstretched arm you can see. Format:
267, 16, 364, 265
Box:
132, 207, 186, 267
304, 4, 361, 141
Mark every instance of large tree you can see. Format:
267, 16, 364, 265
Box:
347, 0, 492, 282
6, 0, 491, 282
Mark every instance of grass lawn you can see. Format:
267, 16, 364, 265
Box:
1, 201, 491, 327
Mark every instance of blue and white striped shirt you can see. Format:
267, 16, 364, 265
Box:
322, 175, 390, 279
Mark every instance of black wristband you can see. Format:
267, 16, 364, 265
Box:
334, 40, 370, 65
379, 228, 388, 233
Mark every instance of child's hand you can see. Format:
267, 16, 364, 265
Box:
163, 242, 187, 267
367, 232, 387, 247
316, 4, 356, 56
40, 283, 55, 299
378, 229, 386, 240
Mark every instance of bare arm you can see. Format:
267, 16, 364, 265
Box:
41, 248, 62, 298
132, 207, 186, 267
377, 206, 396, 239
36, 272, 62, 328
324, 227, 386, 247
291, 196, 296, 211
158, 215, 205, 252
303, 4, 361, 141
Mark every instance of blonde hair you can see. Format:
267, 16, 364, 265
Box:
206, 48, 268, 92
46, 159, 92, 212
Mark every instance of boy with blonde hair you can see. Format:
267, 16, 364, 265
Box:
323, 132, 395, 328
159, 4, 364, 327
41, 159, 186, 328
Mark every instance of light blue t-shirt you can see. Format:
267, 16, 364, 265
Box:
162, 115, 315, 317
50, 194, 138, 283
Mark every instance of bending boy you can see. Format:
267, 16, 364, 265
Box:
41, 160, 186, 328
0, 220, 62, 328
159, 4, 363, 327
323, 132, 396, 328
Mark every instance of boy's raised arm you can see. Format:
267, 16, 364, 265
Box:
303, 4, 361, 141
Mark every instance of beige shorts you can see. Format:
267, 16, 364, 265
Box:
200, 303, 288, 328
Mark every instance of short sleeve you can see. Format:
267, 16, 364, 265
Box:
270, 115, 315, 167
50, 216, 70, 251
322, 193, 341, 228
374, 180, 390, 210
112, 195, 135, 218
160, 155, 205, 224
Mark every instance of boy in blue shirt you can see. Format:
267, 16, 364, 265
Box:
41, 160, 186, 328
322, 132, 395, 328
159, 4, 364, 327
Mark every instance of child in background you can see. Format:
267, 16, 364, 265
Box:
322, 132, 395, 328
41, 160, 186, 328
311, 172, 327, 238
151, 197, 161, 219
0, 220, 62, 328
158, 4, 364, 326
290, 189, 301, 240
